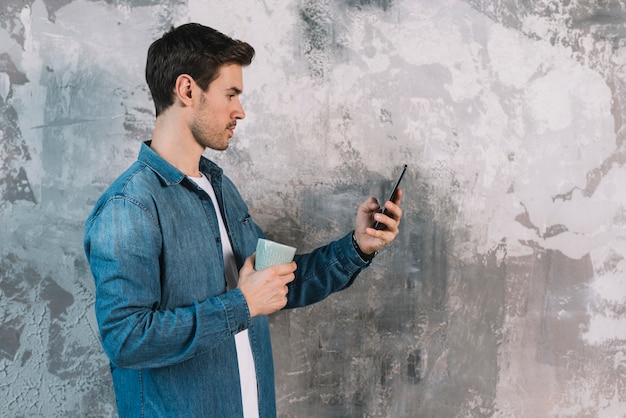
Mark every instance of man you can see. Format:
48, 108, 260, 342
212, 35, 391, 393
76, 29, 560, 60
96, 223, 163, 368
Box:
84, 23, 403, 417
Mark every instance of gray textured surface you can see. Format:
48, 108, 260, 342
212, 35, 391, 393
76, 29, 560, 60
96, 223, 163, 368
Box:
1, 0, 625, 416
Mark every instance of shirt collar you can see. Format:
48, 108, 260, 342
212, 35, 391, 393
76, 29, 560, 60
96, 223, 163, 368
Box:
138, 141, 223, 186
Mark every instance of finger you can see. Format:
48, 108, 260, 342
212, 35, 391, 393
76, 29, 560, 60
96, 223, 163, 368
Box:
359, 197, 379, 214
369, 198, 381, 212
383, 200, 403, 223
267, 261, 297, 277
392, 188, 403, 205
276, 271, 296, 287
371, 208, 401, 235
370, 216, 398, 236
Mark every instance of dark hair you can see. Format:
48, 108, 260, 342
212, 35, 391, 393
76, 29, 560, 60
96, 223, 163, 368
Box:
145, 23, 255, 116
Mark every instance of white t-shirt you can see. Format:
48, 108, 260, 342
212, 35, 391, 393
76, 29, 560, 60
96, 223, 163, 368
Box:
189, 173, 259, 418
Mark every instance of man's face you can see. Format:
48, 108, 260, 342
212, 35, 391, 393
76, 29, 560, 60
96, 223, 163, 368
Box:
190, 64, 245, 151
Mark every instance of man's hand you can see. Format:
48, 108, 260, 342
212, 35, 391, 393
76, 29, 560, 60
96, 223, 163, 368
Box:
354, 188, 403, 256
238, 255, 297, 317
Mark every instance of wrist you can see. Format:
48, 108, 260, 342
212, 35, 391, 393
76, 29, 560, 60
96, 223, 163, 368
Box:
352, 231, 377, 262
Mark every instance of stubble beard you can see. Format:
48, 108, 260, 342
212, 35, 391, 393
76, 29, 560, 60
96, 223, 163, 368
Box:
190, 92, 232, 151
190, 117, 230, 151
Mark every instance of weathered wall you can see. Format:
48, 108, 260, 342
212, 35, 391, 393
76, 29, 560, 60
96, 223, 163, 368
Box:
1, 0, 625, 416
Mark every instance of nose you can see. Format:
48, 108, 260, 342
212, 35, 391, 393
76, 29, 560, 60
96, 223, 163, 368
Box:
233, 97, 245, 120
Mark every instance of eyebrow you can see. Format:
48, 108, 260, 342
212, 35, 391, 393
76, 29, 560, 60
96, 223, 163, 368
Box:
227, 87, 243, 95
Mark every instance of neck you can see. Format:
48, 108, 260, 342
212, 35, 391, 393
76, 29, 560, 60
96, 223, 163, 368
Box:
150, 113, 204, 177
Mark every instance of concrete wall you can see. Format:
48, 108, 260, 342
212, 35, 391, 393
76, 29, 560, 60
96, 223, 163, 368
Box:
1, 0, 625, 416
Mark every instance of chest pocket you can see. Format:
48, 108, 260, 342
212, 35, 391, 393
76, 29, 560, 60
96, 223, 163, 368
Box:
225, 210, 262, 268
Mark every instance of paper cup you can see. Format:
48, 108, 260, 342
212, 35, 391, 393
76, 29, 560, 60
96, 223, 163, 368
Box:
255, 238, 297, 270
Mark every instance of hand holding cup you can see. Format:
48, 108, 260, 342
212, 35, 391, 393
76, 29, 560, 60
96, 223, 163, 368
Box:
238, 238, 297, 317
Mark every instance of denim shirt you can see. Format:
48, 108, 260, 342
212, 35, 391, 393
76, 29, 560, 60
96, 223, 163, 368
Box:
84, 142, 370, 417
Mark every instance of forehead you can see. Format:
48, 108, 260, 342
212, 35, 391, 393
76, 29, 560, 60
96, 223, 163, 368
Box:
210, 64, 244, 90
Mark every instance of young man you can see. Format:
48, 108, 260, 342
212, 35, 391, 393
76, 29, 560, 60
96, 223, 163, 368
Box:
84, 23, 403, 417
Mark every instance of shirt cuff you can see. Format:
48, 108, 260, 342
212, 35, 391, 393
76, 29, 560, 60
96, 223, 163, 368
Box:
218, 288, 251, 334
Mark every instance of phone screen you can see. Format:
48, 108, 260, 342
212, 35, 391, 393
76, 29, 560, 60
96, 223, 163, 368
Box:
374, 164, 407, 230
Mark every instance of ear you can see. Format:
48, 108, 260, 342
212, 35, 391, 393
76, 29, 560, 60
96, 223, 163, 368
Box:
174, 74, 194, 106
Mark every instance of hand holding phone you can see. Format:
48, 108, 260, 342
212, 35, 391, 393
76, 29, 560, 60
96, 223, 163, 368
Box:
373, 164, 407, 230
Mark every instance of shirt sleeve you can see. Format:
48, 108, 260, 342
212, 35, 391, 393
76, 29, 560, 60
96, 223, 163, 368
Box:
84, 195, 251, 369
285, 232, 370, 309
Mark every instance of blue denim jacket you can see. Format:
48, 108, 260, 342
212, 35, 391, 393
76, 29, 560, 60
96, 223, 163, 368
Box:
84, 142, 370, 417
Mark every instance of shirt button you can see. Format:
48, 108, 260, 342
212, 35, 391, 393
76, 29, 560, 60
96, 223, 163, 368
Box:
216, 237, 221, 243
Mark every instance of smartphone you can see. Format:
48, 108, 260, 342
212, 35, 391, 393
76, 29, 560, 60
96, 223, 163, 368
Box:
373, 164, 407, 230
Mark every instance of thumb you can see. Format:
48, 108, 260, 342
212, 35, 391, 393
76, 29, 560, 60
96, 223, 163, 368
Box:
242, 254, 255, 272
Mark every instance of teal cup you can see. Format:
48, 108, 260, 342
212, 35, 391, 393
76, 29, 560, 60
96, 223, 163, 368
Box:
255, 238, 297, 270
